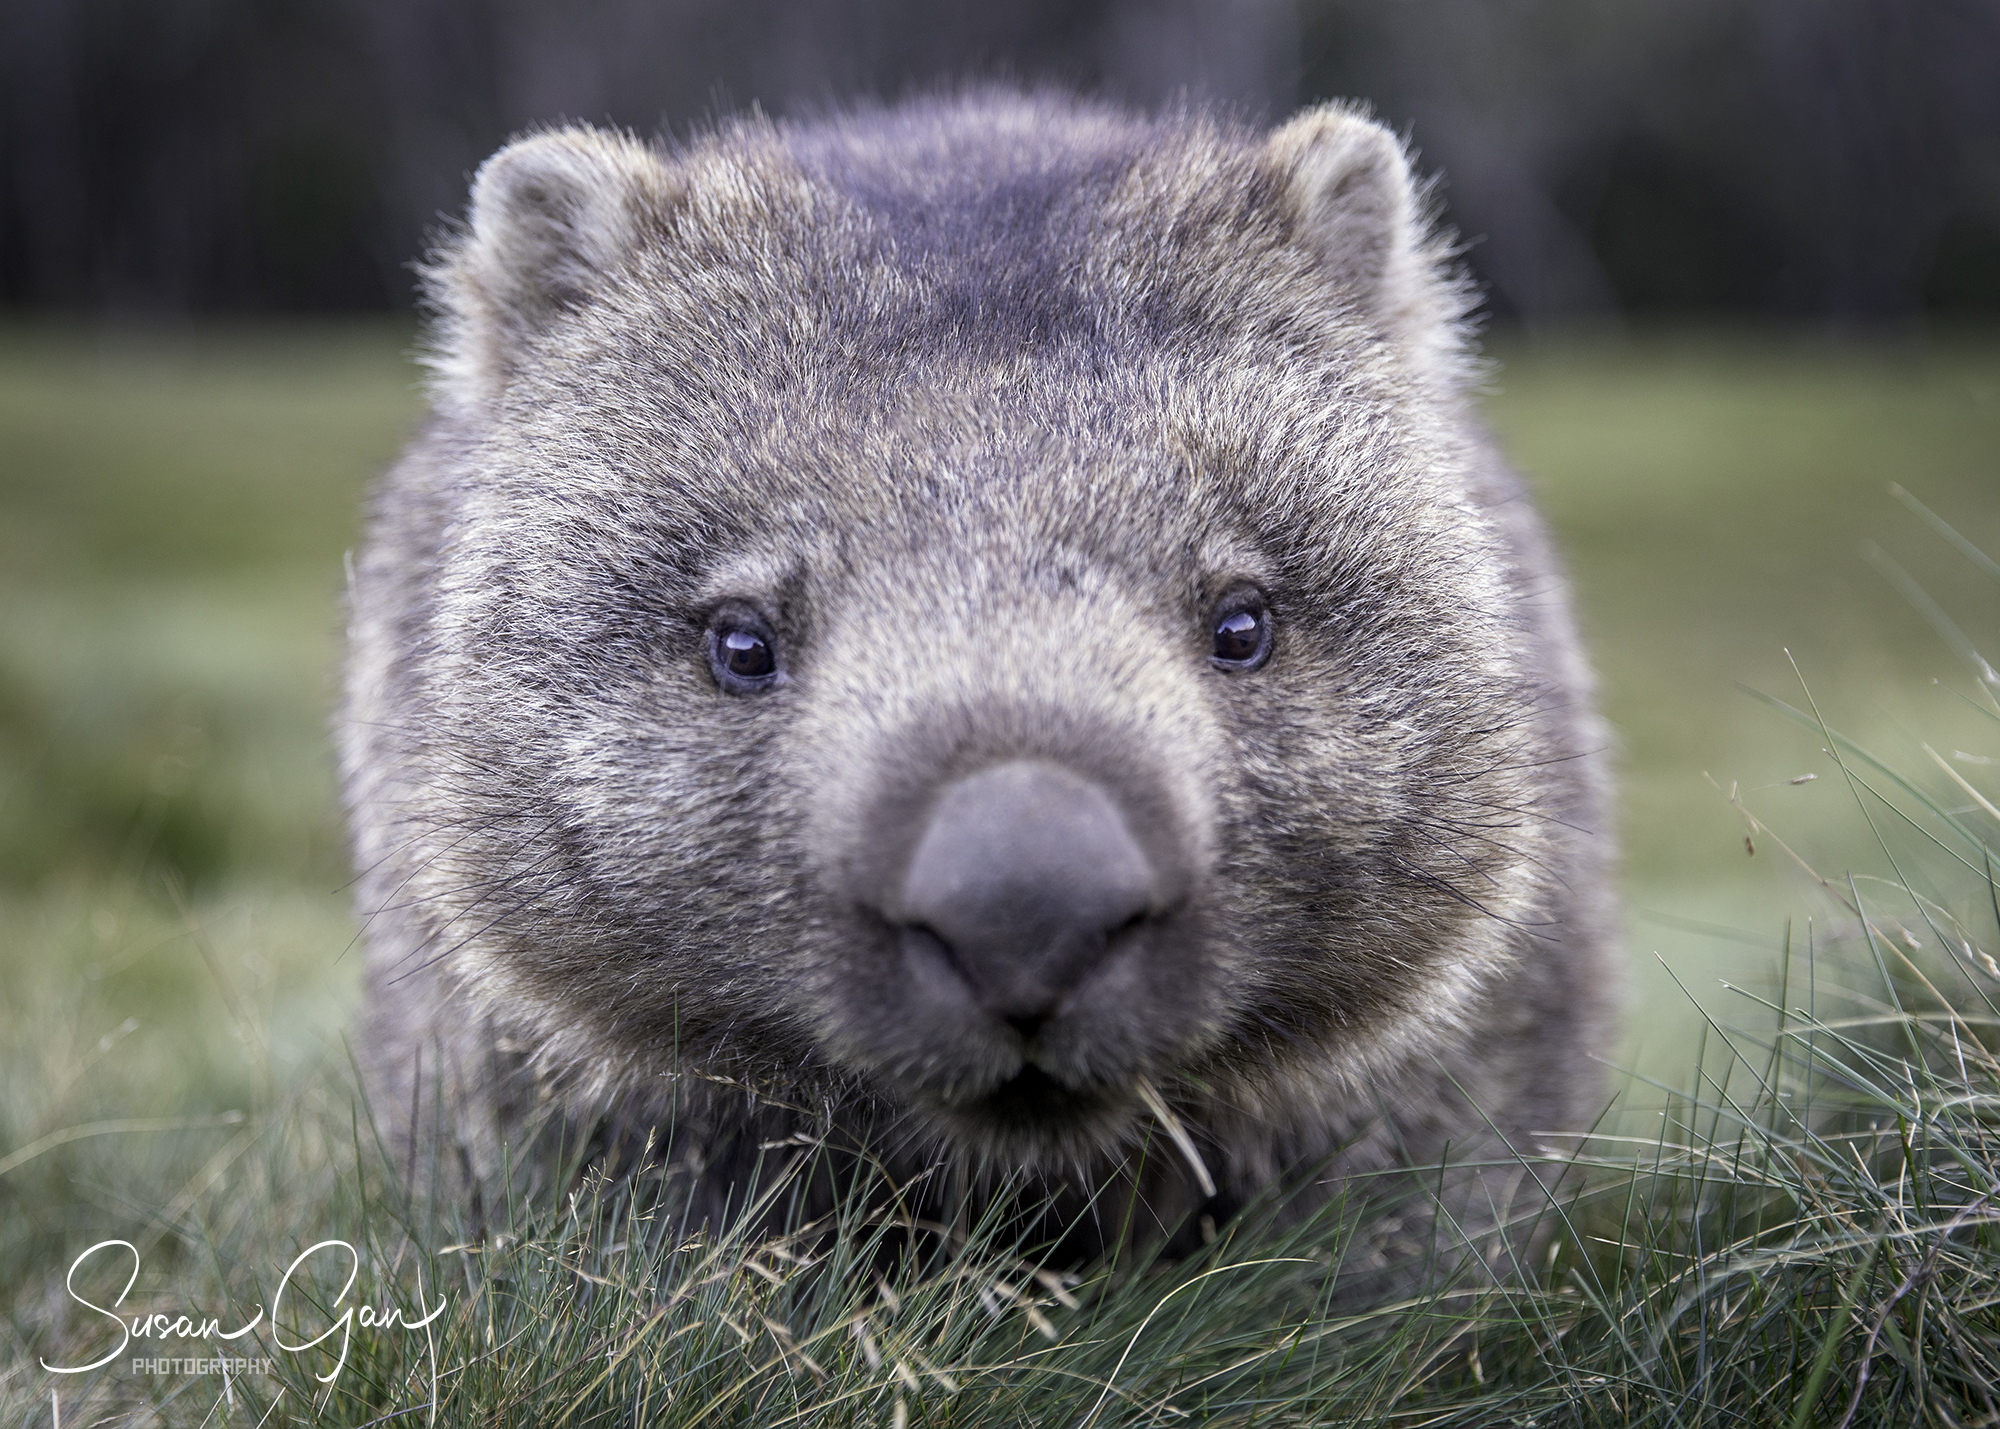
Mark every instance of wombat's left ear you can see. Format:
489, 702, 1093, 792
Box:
425, 126, 681, 413
1261, 105, 1435, 341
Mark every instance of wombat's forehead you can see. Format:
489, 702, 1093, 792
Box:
554, 340, 1223, 518
494, 373, 1237, 616
504, 323, 1383, 603
681, 392, 1215, 578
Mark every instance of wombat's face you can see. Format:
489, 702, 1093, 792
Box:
400, 101, 1539, 1168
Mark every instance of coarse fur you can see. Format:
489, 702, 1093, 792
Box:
344, 91, 1618, 1271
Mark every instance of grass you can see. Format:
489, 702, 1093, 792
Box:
2, 321, 1998, 1423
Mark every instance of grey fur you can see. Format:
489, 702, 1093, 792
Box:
343, 92, 1618, 1266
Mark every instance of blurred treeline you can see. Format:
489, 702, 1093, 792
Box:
2, 0, 1997, 324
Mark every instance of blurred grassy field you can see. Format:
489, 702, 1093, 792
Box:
1483, 330, 1999, 1060
0, 318, 1994, 1186
0, 323, 417, 1185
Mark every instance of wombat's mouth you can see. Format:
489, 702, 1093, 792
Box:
948, 1065, 1125, 1141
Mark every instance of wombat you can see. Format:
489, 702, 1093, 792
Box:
343, 92, 1618, 1267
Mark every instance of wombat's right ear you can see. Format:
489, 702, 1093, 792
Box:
424, 126, 681, 412
1260, 105, 1463, 377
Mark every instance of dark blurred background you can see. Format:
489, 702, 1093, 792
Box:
4, 0, 1998, 325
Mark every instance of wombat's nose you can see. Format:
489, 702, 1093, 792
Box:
896, 760, 1159, 1034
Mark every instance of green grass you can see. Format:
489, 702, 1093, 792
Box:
2, 322, 1997, 1423
1491, 331, 1999, 883
1486, 330, 2000, 1074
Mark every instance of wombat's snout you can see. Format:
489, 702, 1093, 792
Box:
893, 761, 1168, 1038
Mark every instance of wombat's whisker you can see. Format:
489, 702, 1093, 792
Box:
1408, 817, 1561, 882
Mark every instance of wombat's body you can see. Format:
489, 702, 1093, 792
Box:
344, 94, 1617, 1266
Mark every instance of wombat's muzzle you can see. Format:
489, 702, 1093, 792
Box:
889, 760, 1173, 1041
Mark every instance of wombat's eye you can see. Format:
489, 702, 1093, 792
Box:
706, 614, 783, 693
1210, 596, 1271, 671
